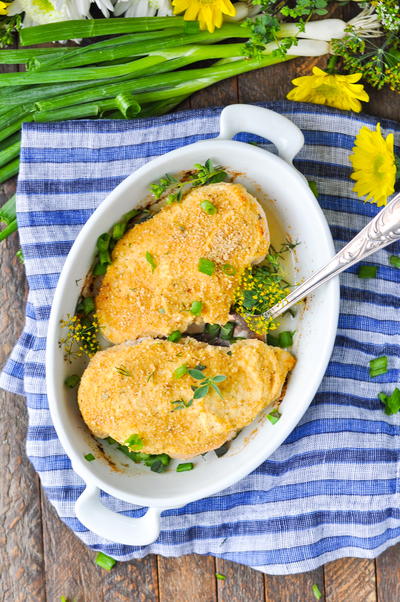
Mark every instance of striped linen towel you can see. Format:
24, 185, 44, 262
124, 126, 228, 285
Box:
1, 101, 400, 575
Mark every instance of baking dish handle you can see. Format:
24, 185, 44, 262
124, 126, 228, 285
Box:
75, 485, 161, 546
217, 104, 304, 165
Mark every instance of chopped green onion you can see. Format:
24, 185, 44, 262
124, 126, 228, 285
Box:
146, 251, 156, 271
168, 330, 182, 342
98, 249, 111, 265
176, 462, 194, 472
173, 364, 188, 379
308, 180, 318, 198
358, 265, 377, 279
222, 263, 236, 276
16, 249, 24, 264
278, 331, 294, 348
220, 321, 235, 341
266, 410, 281, 424
112, 221, 126, 240
215, 573, 226, 580
369, 356, 388, 378
312, 584, 322, 600
389, 255, 400, 269
205, 323, 220, 338
81, 297, 95, 315
190, 300, 203, 316
64, 374, 80, 388
60, 597, 68, 602
200, 199, 217, 214
93, 262, 107, 276
96, 232, 111, 252
198, 257, 215, 276
95, 551, 117, 571
267, 333, 280, 347
124, 434, 144, 449
379, 388, 400, 415
84, 453, 95, 462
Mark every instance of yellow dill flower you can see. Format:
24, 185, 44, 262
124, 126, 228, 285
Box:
287, 66, 369, 113
172, 0, 236, 33
0, 1, 9, 15
349, 122, 396, 207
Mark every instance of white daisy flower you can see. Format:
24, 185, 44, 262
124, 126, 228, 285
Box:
113, 0, 172, 18
54, 0, 116, 19
7, 0, 75, 27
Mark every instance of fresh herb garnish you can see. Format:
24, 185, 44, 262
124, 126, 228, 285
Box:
191, 372, 226, 400
150, 159, 227, 202
358, 265, 378, 279
173, 364, 188, 379
312, 583, 322, 600
64, 374, 80, 388
95, 552, 117, 571
168, 330, 182, 342
176, 462, 194, 472
215, 573, 226, 581
222, 263, 236, 276
59, 313, 100, 362
171, 398, 194, 411
145, 251, 156, 271
200, 199, 218, 215
389, 255, 400, 269
369, 356, 388, 378
198, 257, 215, 276
190, 300, 203, 316
308, 180, 318, 198
278, 331, 294, 348
379, 388, 400, 415
266, 409, 281, 424
124, 434, 144, 450
220, 321, 235, 341
16, 249, 24, 263
115, 364, 133, 377
84, 453, 95, 462
205, 323, 220, 340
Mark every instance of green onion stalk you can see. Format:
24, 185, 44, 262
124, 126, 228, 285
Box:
0, 14, 337, 242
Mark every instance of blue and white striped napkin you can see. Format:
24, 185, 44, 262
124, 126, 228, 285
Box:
1, 101, 400, 575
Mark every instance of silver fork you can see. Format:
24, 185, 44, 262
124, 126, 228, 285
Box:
261, 191, 400, 322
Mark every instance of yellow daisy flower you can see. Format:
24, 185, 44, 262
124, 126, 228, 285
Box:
349, 122, 396, 207
172, 0, 236, 33
287, 66, 369, 113
0, 1, 9, 15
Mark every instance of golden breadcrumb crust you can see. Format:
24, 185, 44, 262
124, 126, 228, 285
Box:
96, 182, 269, 343
78, 337, 295, 458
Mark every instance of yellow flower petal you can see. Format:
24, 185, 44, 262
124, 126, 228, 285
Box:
174, 0, 229, 32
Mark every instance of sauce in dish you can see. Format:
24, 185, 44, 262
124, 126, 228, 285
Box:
60, 161, 297, 471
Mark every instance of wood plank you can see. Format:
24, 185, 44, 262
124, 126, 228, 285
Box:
0, 182, 46, 601
190, 77, 238, 108
158, 554, 217, 602
264, 567, 324, 602
324, 558, 376, 602
375, 545, 400, 602
42, 494, 159, 601
215, 558, 264, 602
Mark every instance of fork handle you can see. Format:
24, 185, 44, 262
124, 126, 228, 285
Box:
263, 192, 400, 321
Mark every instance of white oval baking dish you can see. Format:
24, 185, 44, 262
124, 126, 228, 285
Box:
46, 104, 340, 547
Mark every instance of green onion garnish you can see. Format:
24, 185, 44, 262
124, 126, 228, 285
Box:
96, 232, 111, 252
168, 330, 182, 343
312, 584, 322, 600
389, 255, 400, 269
278, 331, 294, 348
308, 180, 318, 198
124, 434, 144, 449
112, 221, 126, 240
64, 374, 80, 388
77, 296, 95, 315
145, 251, 156, 271
205, 323, 220, 338
379, 388, 400, 415
176, 462, 194, 472
222, 263, 236, 276
358, 265, 378, 279
220, 321, 235, 341
200, 199, 217, 215
84, 453, 95, 462
266, 410, 281, 424
173, 364, 188, 379
369, 356, 388, 378
190, 300, 203, 316
93, 262, 107, 276
198, 257, 215, 276
98, 249, 111, 266
95, 552, 117, 571
215, 573, 226, 580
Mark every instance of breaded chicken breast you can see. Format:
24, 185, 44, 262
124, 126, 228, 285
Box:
78, 337, 295, 458
96, 182, 269, 343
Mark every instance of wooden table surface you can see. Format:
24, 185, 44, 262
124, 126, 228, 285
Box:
1, 12, 400, 601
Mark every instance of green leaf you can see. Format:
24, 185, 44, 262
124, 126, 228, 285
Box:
193, 384, 209, 399
188, 368, 207, 380
173, 364, 188, 379
124, 433, 144, 449
213, 374, 226, 383
379, 388, 400, 415
209, 381, 223, 398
